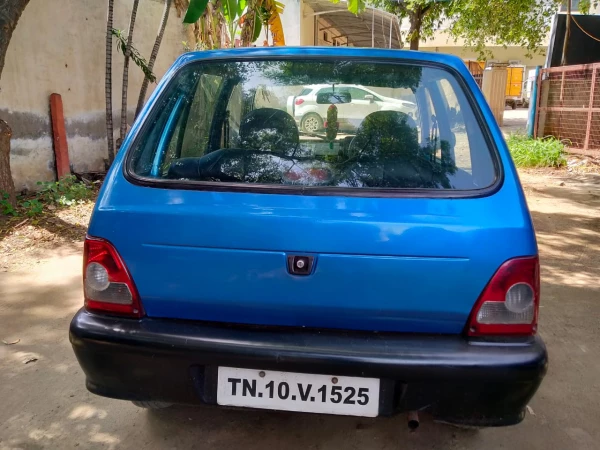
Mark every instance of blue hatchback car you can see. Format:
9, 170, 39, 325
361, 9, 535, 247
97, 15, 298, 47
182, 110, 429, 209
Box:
70, 47, 547, 427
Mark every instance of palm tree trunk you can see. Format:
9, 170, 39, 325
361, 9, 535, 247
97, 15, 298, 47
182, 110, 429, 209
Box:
105, 0, 115, 164
135, 0, 172, 119
0, 0, 31, 205
119, 0, 141, 145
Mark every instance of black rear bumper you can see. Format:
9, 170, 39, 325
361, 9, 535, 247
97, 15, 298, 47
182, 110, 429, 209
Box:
69, 309, 548, 426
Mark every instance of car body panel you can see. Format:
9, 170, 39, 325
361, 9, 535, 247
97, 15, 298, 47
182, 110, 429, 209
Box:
89, 47, 536, 334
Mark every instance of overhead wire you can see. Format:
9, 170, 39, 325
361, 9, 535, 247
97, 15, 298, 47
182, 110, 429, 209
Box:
570, 14, 600, 43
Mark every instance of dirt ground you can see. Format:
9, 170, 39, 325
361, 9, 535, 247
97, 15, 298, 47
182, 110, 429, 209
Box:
1, 169, 599, 450
501, 108, 530, 136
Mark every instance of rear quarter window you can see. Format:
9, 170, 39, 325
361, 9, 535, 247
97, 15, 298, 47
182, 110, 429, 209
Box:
128, 59, 498, 194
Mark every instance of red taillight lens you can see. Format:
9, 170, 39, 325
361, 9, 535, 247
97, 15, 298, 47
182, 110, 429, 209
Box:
295, 98, 304, 105
467, 256, 540, 336
83, 236, 143, 318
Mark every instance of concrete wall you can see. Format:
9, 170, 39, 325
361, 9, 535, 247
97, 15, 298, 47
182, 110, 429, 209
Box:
299, 2, 315, 46
280, 0, 301, 46
0, 0, 186, 191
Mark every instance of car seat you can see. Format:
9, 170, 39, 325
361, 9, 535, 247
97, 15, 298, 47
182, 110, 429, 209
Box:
238, 108, 299, 154
348, 110, 418, 158
345, 110, 450, 188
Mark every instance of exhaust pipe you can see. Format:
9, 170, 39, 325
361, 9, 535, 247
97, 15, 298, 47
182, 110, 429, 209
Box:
408, 411, 419, 431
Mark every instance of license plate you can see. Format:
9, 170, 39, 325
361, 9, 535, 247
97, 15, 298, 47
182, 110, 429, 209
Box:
216, 367, 380, 417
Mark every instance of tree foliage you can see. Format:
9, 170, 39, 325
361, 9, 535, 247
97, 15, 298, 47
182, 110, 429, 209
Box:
111, 28, 156, 83
177, 0, 285, 49
446, 0, 560, 58
338, 0, 567, 57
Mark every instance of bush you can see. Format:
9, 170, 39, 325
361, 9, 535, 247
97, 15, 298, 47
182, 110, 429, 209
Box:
507, 135, 567, 168
1, 176, 95, 218
1, 192, 17, 216
37, 175, 94, 206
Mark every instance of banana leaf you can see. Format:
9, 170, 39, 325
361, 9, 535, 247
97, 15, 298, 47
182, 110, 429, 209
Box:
183, 0, 210, 23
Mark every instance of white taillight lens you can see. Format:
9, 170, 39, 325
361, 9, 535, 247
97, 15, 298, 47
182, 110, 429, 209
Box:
85, 262, 110, 291
505, 283, 534, 313
85, 281, 133, 305
476, 283, 535, 324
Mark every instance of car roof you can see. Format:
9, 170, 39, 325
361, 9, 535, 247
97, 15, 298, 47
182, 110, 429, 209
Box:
168, 47, 471, 82
174, 46, 466, 64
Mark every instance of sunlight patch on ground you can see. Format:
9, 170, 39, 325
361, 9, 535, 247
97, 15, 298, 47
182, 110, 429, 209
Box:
69, 404, 108, 420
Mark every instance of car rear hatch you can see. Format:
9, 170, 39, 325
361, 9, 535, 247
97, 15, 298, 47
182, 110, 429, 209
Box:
89, 53, 536, 334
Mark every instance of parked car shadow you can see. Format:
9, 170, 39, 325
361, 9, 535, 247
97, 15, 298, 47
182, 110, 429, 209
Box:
145, 404, 482, 450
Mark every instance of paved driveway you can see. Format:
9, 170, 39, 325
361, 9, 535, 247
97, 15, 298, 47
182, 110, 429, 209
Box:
1, 172, 599, 450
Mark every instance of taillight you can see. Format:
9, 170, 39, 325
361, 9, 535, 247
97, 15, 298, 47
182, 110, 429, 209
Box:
295, 98, 304, 105
467, 256, 539, 336
83, 236, 143, 318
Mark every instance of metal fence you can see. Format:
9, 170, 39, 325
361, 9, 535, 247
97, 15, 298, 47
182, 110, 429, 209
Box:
534, 63, 600, 156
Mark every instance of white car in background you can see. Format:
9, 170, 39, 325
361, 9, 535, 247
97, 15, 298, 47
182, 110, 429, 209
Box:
287, 84, 417, 133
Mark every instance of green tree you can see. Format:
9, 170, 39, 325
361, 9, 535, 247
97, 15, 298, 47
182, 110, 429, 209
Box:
0, 0, 31, 207
178, 0, 285, 49
445, 0, 561, 58
339, 0, 566, 57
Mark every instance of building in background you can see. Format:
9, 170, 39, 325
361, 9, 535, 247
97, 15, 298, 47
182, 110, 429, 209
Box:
295, 0, 402, 48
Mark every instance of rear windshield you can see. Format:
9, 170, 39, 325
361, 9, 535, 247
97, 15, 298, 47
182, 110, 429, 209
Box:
128, 59, 497, 192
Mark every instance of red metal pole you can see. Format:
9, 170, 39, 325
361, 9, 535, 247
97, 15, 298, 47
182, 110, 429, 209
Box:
583, 66, 597, 151
49, 93, 70, 179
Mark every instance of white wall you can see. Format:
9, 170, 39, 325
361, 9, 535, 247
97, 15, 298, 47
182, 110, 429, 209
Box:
300, 2, 315, 46
280, 0, 301, 46
0, 0, 186, 190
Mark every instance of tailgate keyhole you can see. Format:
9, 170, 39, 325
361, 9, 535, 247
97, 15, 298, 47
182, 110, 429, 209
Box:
287, 255, 314, 276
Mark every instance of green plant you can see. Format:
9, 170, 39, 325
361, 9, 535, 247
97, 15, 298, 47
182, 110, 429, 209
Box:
340, 0, 566, 56
37, 175, 94, 207
507, 135, 567, 168
21, 199, 43, 217
1, 192, 18, 216
111, 28, 156, 83
179, 0, 285, 49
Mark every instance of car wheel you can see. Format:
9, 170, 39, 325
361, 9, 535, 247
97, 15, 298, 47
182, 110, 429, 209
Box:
131, 401, 173, 409
511, 102, 517, 110
301, 113, 323, 133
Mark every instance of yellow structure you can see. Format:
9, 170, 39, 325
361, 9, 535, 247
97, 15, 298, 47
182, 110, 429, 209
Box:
506, 66, 525, 97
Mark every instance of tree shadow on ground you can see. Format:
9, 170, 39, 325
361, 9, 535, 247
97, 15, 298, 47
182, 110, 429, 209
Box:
528, 185, 600, 209
0, 210, 88, 243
